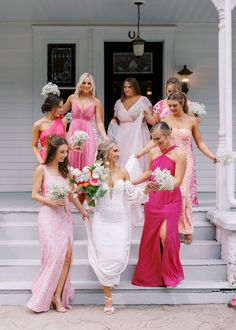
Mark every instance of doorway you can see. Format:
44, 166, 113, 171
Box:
104, 41, 163, 127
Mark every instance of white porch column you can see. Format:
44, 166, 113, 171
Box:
212, 0, 236, 210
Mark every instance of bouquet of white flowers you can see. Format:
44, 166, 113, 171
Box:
70, 130, 89, 147
217, 150, 234, 166
189, 101, 207, 117
152, 167, 175, 191
48, 183, 71, 212
64, 112, 72, 124
41, 82, 60, 99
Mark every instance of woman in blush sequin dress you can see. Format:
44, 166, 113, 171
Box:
32, 95, 66, 164
63, 73, 108, 169
27, 135, 87, 313
132, 122, 187, 287
163, 92, 217, 244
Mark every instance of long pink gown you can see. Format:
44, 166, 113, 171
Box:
67, 99, 97, 169
170, 128, 194, 235
39, 118, 65, 160
114, 96, 152, 171
153, 99, 198, 206
27, 165, 74, 312
132, 145, 184, 287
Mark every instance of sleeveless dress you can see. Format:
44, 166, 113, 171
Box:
170, 128, 194, 235
67, 98, 97, 169
27, 165, 74, 312
39, 118, 65, 160
114, 96, 152, 171
153, 99, 198, 206
132, 146, 184, 287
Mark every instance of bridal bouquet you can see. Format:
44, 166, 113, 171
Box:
217, 150, 234, 166
151, 167, 175, 191
41, 82, 60, 99
189, 101, 207, 117
70, 130, 89, 147
48, 183, 71, 213
70, 160, 107, 206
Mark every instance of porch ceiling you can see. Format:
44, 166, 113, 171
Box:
0, 0, 234, 25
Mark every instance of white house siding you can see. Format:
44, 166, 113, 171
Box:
0, 22, 235, 192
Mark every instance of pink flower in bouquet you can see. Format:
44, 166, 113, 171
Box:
90, 177, 100, 186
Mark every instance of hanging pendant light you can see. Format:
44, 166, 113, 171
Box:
128, 1, 146, 57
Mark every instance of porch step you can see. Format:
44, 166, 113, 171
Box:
0, 280, 234, 305
0, 239, 221, 260
0, 258, 227, 282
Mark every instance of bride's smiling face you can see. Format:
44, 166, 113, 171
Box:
108, 144, 120, 164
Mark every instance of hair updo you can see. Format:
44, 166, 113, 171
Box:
41, 95, 62, 113
96, 140, 117, 165
44, 134, 69, 178
150, 121, 172, 136
167, 91, 189, 114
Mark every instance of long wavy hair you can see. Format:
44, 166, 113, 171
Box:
75, 72, 96, 97
44, 135, 69, 178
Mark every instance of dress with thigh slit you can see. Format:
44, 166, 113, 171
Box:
27, 165, 74, 312
132, 145, 184, 287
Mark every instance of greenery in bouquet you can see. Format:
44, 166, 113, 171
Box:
189, 101, 207, 118
70, 129, 89, 147
69, 161, 107, 206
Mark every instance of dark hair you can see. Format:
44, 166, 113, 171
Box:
44, 135, 69, 178
167, 91, 189, 114
41, 95, 63, 113
165, 77, 181, 93
150, 121, 172, 136
121, 77, 141, 102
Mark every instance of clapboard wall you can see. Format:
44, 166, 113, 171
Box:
0, 22, 235, 192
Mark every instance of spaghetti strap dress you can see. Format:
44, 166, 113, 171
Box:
132, 145, 184, 287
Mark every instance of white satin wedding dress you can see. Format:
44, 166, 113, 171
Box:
86, 156, 147, 287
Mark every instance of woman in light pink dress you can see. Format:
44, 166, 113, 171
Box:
111, 77, 157, 170
132, 122, 187, 287
163, 92, 217, 244
32, 95, 67, 164
27, 135, 87, 313
63, 73, 108, 169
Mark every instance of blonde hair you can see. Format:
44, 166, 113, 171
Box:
96, 140, 117, 165
75, 72, 96, 96
150, 121, 172, 136
167, 91, 189, 114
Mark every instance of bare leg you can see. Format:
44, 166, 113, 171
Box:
160, 220, 167, 247
103, 286, 115, 315
52, 240, 72, 312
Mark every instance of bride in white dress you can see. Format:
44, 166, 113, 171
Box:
85, 140, 147, 315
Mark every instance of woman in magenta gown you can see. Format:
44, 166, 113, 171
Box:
27, 135, 88, 313
32, 95, 66, 164
132, 122, 187, 287
63, 72, 108, 169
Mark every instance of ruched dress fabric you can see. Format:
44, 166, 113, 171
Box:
114, 96, 152, 171
27, 165, 74, 312
170, 128, 194, 235
39, 118, 65, 160
67, 99, 97, 169
153, 99, 198, 206
132, 145, 184, 287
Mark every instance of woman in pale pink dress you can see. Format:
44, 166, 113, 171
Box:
110, 77, 157, 170
27, 135, 88, 313
32, 95, 67, 164
63, 73, 108, 169
163, 92, 217, 244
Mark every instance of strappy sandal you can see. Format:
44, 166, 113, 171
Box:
104, 296, 115, 315
184, 234, 193, 245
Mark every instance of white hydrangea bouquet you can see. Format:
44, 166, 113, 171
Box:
217, 150, 235, 166
151, 167, 175, 191
189, 101, 207, 117
41, 82, 60, 99
48, 183, 71, 213
70, 129, 89, 147
69, 160, 107, 207
64, 112, 72, 124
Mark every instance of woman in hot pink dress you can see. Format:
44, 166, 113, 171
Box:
110, 77, 157, 171
32, 95, 66, 163
163, 92, 217, 244
132, 122, 187, 287
63, 73, 108, 169
27, 135, 87, 313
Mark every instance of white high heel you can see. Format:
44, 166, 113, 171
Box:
104, 296, 115, 315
